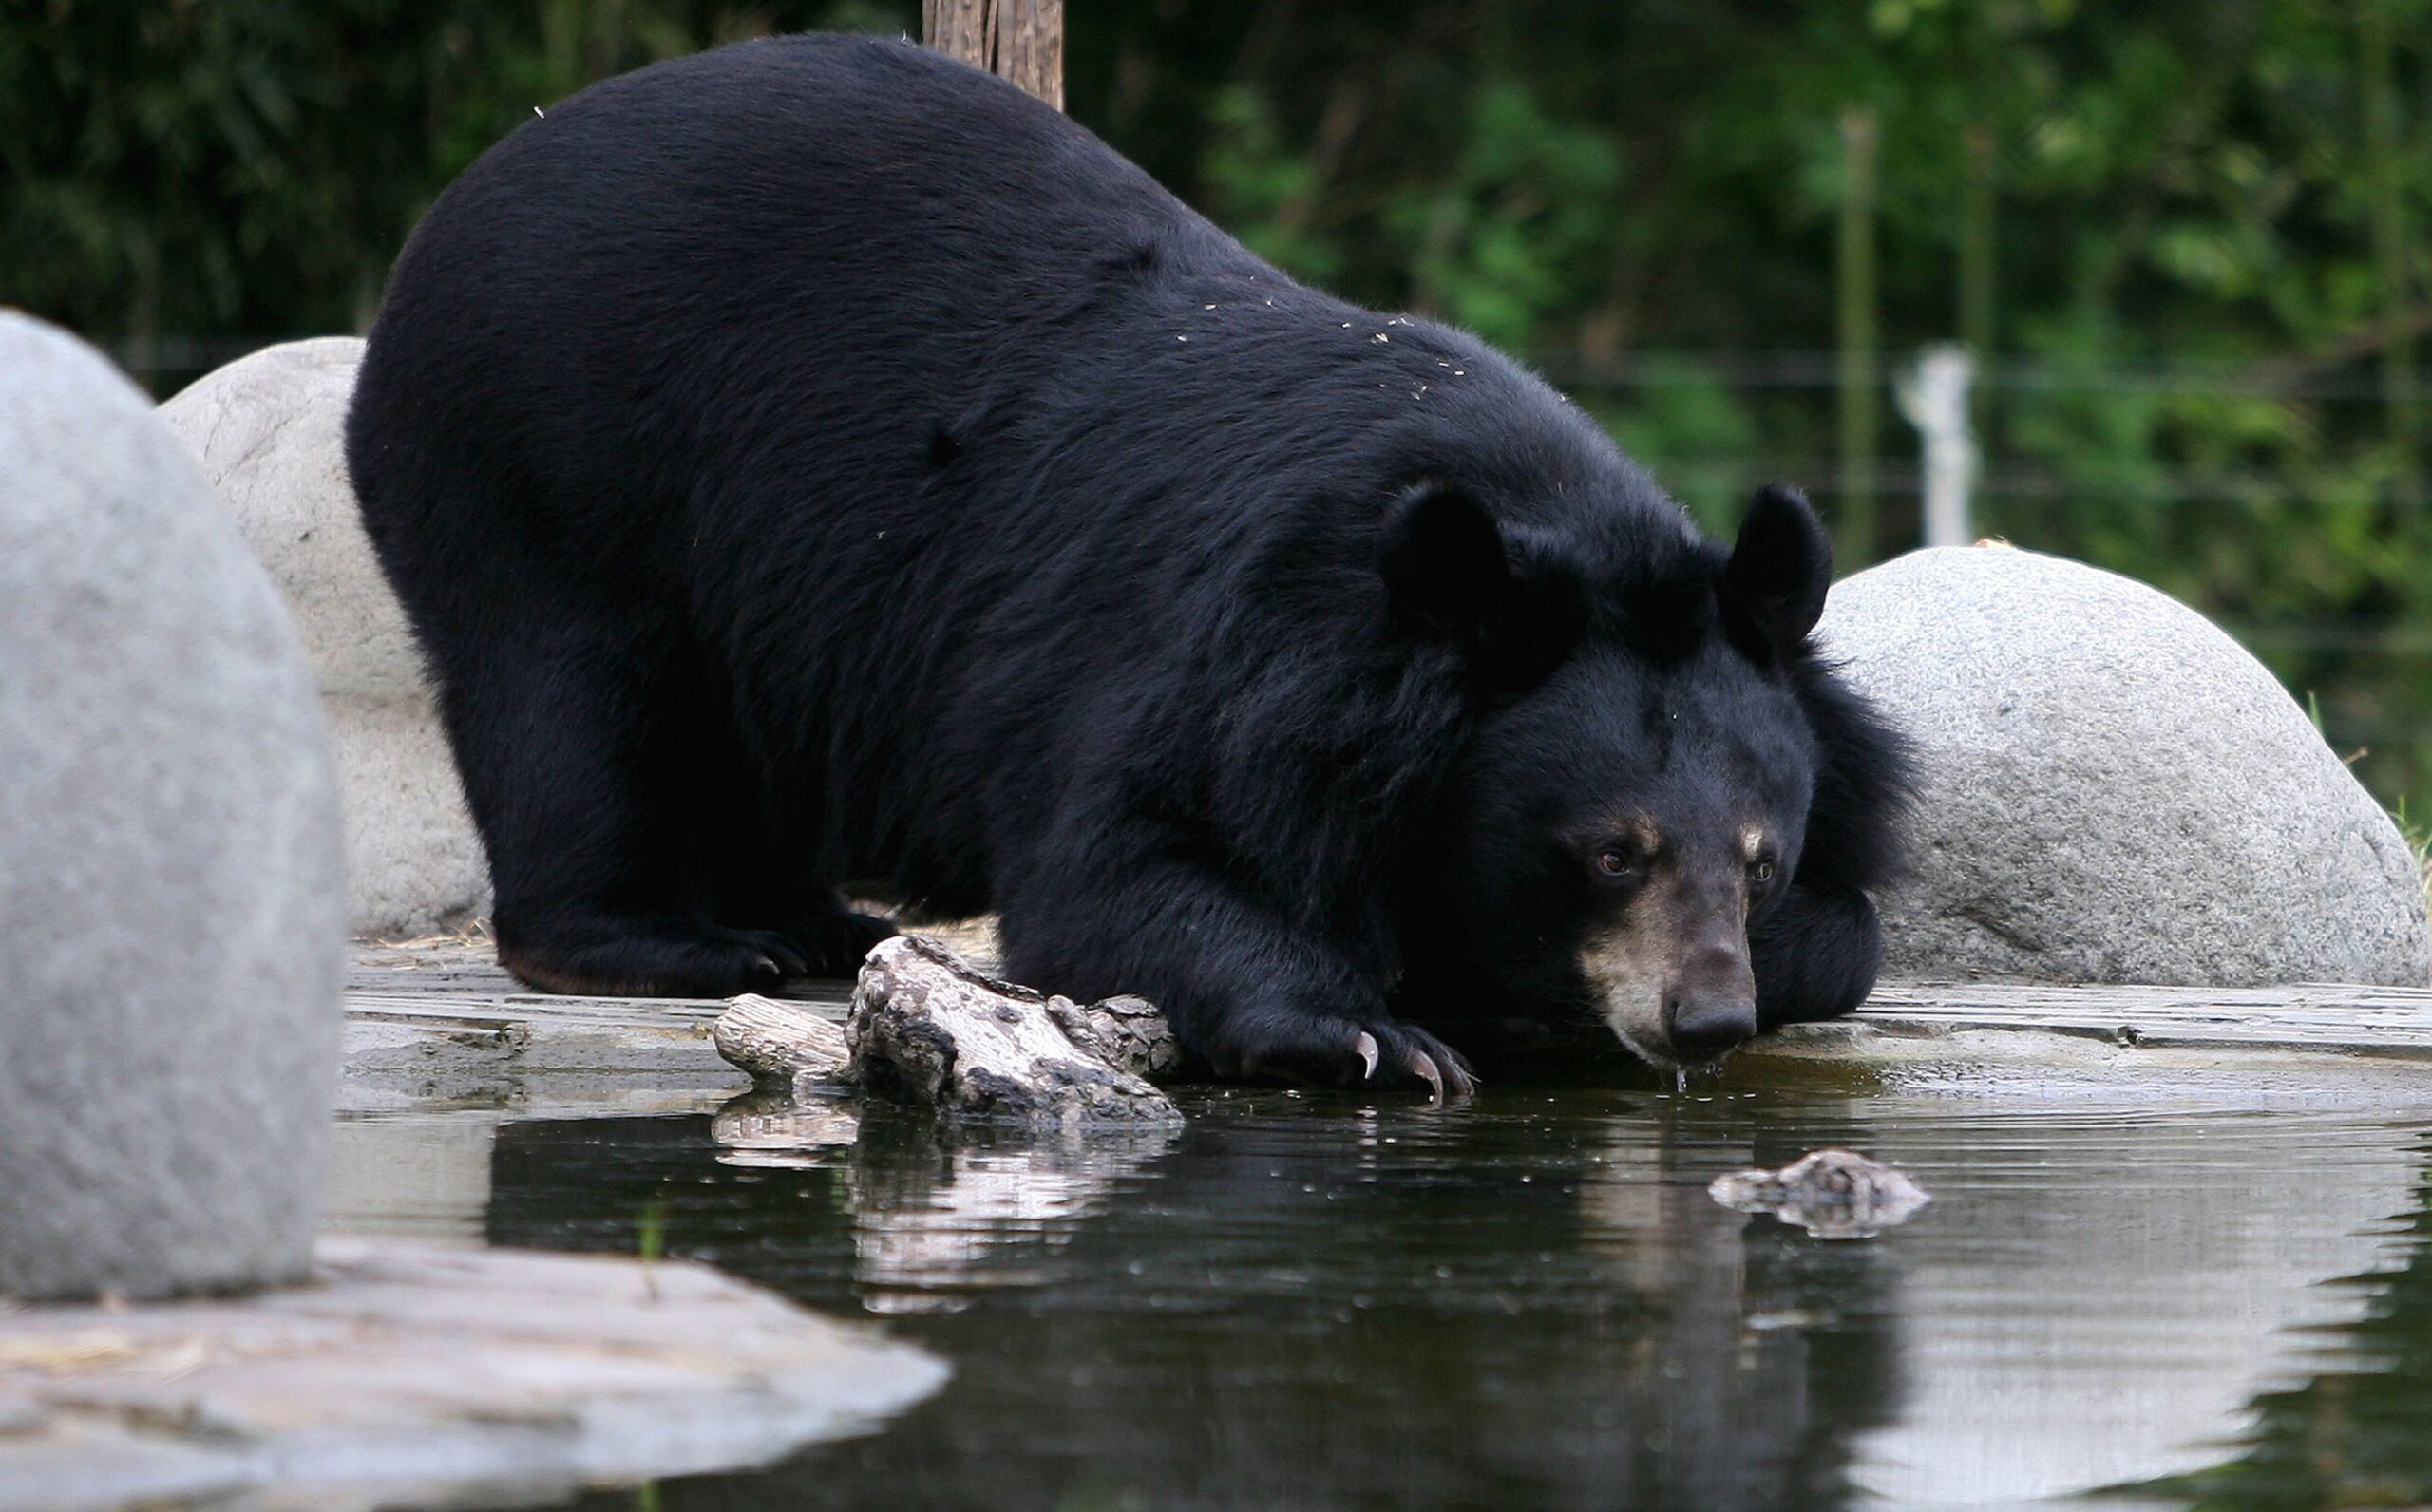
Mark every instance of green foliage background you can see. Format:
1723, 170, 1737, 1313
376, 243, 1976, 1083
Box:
10, 0, 2432, 800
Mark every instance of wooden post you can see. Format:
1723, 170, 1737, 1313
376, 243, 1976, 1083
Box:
924, 0, 1064, 111
1897, 345, 1978, 550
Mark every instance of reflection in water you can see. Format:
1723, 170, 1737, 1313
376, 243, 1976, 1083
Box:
417, 1078, 2432, 1511
706, 1090, 1188, 1309
710, 1090, 862, 1169
496, 1090, 1901, 1508
326, 1109, 502, 1244
1843, 1109, 2421, 1508
846, 1120, 1182, 1312
1573, 1120, 1904, 1509
2134, 1178, 2432, 1508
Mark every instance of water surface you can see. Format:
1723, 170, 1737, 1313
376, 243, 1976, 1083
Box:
335, 1065, 2432, 1510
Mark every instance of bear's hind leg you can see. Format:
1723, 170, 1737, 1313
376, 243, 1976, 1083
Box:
757, 888, 897, 978
433, 598, 811, 998
499, 915, 814, 997
677, 736, 897, 979
698, 832, 897, 979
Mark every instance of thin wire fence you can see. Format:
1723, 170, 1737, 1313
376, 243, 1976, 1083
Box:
1557, 351, 2431, 799
124, 336, 2432, 800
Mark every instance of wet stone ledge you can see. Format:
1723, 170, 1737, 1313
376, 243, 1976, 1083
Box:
0, 1238, 944, 1512
338, 935, 2432, 1110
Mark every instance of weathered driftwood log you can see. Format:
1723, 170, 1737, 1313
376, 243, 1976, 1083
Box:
709, 936, 1183, 1126
1047, 989, 1180, 1083
713, 994, 851, 1096
849, 936, 1182, 1126
1707, 1148, 1931, 1239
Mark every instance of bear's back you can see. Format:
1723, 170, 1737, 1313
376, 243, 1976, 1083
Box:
368, 34, 1229, 377
352, 36, 1273, 545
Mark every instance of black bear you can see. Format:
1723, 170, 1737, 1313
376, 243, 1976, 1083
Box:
347, 34, 1910, 1095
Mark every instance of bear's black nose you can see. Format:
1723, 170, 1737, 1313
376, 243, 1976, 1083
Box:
1666, 993, 1758, 1064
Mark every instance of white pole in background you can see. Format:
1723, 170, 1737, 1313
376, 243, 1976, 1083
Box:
1897, 344, 1978, 548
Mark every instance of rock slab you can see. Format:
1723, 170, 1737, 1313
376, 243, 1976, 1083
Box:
159, 337, 489, 939
1821, 546, 2432, 987
0, 313, 346, 1299
0, 1238, 946, 1512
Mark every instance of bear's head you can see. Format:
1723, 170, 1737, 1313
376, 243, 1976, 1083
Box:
1387, 482, 1837, 1069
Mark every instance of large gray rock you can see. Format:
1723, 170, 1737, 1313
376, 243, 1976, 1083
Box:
160, 338, 487, 939
1821, 545, 2432, 987
0, 312, 346, 1299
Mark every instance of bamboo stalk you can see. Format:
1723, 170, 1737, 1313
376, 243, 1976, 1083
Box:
1837, 107, 1881, 565
2362, 0, 2418, 517
1960, 123, 1998, 444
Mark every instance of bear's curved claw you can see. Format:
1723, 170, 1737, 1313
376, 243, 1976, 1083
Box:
1207, 1009, 1474, 1101
747, 933, 812, 979
1412, 1046, 1480, 1102
1368, 1024, 1475, 1102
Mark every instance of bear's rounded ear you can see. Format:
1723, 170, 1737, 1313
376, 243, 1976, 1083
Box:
1379, 484, 1506, 633
1721, 483, 1833, 658
1380, 483, 1586, 690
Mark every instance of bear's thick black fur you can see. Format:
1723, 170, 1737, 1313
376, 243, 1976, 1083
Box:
348, 34, 1910, 1093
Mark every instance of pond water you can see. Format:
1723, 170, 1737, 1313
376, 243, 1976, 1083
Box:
334, 1060, 2432, 1512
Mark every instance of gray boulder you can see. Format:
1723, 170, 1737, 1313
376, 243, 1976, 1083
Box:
0, 312, 346, 1299
1820, 545, 2432, 987
160, 338, 487, 939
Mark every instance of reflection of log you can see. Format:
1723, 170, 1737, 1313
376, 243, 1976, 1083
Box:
712, 1089, 862, 1169
710, 936, 1182, 1127
851, 937, 1181, 1126
846, 1123, 1184, 1311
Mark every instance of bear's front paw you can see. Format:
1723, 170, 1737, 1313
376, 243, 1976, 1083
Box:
1207, 1008, 1476, 1102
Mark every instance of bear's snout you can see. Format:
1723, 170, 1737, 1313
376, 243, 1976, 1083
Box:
1664, 989, 1758, 1064
1579, 901, 1758, 1068
1662, 923, 1757, 1063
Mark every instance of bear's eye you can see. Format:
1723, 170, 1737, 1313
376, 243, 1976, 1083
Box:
1593, 848, 1638, 879
1747, 859, 1777, 885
